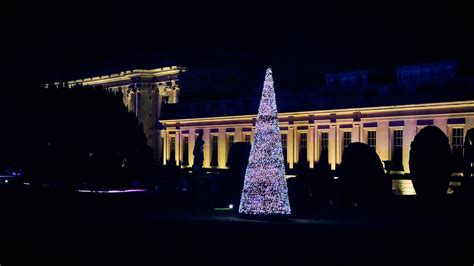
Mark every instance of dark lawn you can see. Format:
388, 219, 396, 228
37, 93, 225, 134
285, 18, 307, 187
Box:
0, 190, 473, 265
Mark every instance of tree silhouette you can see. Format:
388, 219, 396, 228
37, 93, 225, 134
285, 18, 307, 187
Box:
311, 150, 334, 208
296, 148, 309, 172
221, 142, 251, 210
463, 128, 474, 194
409, 126, 452, 199
339, 142, 390, 208
3, 84, 155, 190
293, 148, 314, 213
193, 131, 204, 170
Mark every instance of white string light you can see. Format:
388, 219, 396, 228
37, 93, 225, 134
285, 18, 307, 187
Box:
239, 68, 291, 215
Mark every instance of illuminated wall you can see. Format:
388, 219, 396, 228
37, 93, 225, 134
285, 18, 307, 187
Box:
160, 100, 474, 174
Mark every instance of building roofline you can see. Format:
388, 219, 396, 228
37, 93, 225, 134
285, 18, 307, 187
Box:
160, 100, 474, 124
49, 65, 186, 87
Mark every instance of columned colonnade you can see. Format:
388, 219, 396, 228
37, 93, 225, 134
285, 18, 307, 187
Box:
161, 101, 474, 174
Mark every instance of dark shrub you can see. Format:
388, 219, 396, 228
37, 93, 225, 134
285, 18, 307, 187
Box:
340, 142, 389, 207
409, 126, 452, 199
463, 128, 474, 193
224, 142, 251, 209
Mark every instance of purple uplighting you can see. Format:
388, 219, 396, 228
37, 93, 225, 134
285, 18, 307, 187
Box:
77, 189, 148, 194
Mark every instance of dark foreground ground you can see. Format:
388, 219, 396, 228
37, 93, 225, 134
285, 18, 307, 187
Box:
1, 190, 473, 265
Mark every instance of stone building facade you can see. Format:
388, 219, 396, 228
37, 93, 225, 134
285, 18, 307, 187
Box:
54, 66, 185, 160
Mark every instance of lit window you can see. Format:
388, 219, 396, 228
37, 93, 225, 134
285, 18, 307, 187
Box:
281, 133, 287, 160
169, 136, 176, 163
182, 136, 189, 166
452, 128, 464, 151
228, 135, 234, 149
321, 132, 329, 151
299, 132, 308, 165
321, 132, 329, 150
245, 134, 251, 144
319, 131, 329, 164
300, 133, 307, 150
226, 134, 235, 167
343, 131, 352, 153
367, 130, 376, 149
392, 129, 403, 170
452, 128, 464, 172
393, 130, 403, 150
211, 135, 218, 166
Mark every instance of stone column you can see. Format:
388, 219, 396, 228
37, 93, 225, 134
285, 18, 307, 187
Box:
155, 90, 163, 121
129, 91, 136, 113
218, 128, 227, 168
403, 119, 417, 173
287, 126, 295, 169
175, 131, 180, 166
352, 124, 361, 143
295, 131, 300, 164
308, 126, 315, 168
329, 125, 337, 170
377, 121, 390, 162
314, 128, 320, 163
135, 91, 141, 118
234, 127, 243, 142
203, 128, 211, 168
188, 129, 196, 167
156, 135, 162, 163
434, 118, 448, 135
162, 131, 168, 165
465, 117, 474, 133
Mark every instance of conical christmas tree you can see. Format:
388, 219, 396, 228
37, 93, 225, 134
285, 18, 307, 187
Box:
239, 68, 291, 215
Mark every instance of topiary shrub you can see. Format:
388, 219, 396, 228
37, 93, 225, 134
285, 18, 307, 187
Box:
409, 126, 452, 199
340, 142, 389, 208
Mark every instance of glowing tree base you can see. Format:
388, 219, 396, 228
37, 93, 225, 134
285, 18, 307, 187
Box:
238, 68, 291, 216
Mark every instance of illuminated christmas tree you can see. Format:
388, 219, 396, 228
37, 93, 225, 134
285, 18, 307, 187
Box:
239, 68, 291, 215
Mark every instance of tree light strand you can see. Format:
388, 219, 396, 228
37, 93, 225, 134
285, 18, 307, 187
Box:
239, 68, 291, 215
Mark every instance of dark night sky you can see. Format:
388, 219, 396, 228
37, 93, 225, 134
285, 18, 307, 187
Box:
4, 1, 474, 86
